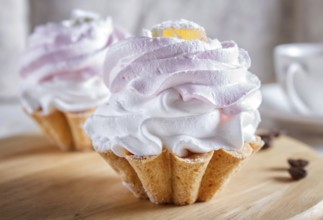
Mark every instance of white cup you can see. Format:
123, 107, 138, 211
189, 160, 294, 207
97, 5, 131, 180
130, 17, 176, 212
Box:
274, 43, 323, 117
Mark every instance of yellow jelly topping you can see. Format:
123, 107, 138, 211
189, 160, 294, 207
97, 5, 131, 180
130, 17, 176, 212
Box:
152, 28, 207, 41
151, 20, 207, 41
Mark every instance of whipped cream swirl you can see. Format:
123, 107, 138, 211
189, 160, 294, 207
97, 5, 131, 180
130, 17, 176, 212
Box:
20, 10, 128, 114
85, 36, 261, 157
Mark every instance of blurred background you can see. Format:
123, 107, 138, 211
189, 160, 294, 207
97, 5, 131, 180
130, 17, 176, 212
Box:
2, 0, 323, 97
1, 0, 323, 153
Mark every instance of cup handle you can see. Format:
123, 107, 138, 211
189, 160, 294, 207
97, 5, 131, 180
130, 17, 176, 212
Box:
285, 63, 310, 115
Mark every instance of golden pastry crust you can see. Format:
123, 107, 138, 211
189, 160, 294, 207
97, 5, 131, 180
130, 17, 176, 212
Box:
30, 108, 94, 151
99, 137, 264, 205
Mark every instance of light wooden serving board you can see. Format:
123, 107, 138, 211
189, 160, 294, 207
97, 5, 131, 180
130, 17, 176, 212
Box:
1, 134, 323, 220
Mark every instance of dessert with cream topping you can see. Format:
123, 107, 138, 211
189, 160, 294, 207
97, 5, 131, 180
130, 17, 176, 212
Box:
85, 19, 263, 205
20, 10, 128, 151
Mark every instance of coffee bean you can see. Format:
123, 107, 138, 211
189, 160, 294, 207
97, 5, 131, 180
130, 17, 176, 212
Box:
260, 135, 272, 150
259, 130, 286, 150
288, 159, 309, 168
288, 167, 307, 180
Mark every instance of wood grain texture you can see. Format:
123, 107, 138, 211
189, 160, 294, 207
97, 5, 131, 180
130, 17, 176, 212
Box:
1, 134, 323, 220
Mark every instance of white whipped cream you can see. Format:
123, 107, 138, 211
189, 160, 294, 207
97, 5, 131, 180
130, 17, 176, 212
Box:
21, 76, 110, 114
20, 10, 127, 114
85, 30, 262, 157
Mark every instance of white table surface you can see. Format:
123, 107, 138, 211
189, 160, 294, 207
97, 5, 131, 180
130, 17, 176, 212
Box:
1, 100, 323, 156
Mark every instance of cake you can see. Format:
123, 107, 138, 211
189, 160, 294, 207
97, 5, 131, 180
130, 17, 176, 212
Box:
20, 10, 128, 151
85, 19, 263, 205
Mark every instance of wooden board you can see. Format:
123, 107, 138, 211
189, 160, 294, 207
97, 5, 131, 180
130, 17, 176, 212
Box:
1, 134, 323, 220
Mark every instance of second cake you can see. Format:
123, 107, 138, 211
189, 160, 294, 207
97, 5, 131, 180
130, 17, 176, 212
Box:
20, 10, 127, 151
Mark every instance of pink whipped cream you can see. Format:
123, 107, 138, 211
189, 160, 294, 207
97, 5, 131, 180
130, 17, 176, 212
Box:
20, 10, 128, 114
85, 20, 261, 157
